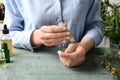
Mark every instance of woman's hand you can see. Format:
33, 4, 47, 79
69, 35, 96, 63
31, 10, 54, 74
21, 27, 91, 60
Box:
58, 38, 94, 67
58, 43, 86, 67
30, 24, 71, 46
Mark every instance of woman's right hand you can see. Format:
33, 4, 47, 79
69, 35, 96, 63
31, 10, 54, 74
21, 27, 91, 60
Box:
30, 24, 71, 46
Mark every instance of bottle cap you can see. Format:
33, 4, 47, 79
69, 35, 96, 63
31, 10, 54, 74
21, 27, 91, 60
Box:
2, 24, 9, 34
1, 42, 8, 49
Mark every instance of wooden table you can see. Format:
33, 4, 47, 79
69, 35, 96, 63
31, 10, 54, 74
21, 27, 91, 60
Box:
0, 47, 114, 80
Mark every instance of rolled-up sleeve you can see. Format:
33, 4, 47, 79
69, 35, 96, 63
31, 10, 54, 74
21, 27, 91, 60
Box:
82, 0, 104, 47
3, 0, 34, 51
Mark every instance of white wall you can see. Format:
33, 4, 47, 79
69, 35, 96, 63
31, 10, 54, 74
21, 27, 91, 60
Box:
110, 0, 120, 4
0, 0, 3, 3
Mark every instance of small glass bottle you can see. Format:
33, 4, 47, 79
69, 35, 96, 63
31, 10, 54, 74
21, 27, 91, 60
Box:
1, 24, 13, 56
0, 50, 6, 69
1, 42, 10, 63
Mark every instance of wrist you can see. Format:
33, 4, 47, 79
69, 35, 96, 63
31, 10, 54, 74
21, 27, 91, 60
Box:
79, 38, 94, 53
30, 30, 42, 46
78, 43, 88, 54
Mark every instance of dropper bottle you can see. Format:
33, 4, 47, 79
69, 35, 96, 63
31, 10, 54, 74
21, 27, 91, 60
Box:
1, 24, 13, 56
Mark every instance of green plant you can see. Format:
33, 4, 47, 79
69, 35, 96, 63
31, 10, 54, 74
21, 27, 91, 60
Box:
101, 0, 120, 44
94, 48, 120, 79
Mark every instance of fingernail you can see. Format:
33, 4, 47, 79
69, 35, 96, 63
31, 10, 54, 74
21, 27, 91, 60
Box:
57, 50, 62, 54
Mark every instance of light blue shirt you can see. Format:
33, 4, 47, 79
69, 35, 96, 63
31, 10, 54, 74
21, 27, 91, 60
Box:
4, 0, 104, 51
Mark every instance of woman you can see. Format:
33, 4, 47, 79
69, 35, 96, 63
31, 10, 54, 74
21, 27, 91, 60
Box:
4, 0, 104, 67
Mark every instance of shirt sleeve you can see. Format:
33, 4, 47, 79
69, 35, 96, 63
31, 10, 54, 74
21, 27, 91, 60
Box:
82, 0, 104, 47
3, 0, 36, 51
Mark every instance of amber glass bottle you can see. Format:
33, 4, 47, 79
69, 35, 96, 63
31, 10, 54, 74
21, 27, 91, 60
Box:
1, 24, 13, 56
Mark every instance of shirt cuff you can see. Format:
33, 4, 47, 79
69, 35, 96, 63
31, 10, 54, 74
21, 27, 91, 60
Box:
82, 26, 103, 47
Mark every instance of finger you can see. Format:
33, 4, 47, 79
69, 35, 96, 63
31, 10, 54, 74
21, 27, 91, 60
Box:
41, 25, 68, 33
65, 43, 77, 53
59, 57, 73, 67
58, 50, 70, 58
42, 36, 70, 42
58, 50, 77, 67
42, 32, 70, 39
42, 40, 67, 46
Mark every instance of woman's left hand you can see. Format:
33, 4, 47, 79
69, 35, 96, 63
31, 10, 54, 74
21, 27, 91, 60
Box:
58, 43, 87, 67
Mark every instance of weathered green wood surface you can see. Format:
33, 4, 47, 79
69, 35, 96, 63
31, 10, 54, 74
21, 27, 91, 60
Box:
0, 48, 114, 80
